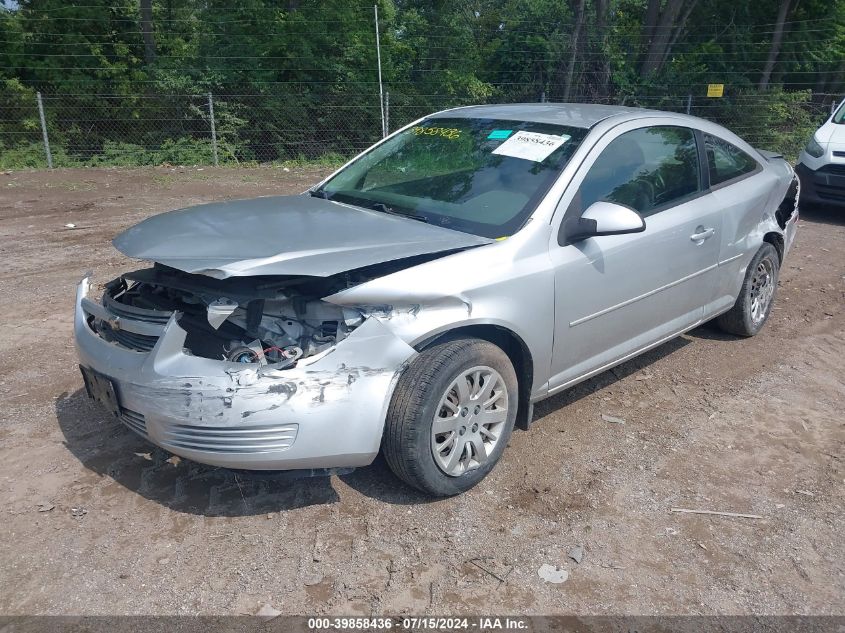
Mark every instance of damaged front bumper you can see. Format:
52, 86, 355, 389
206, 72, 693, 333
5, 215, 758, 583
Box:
74, 276, 416, 470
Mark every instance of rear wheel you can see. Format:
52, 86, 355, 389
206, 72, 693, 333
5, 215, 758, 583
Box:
717, 242, 780, 337
382, 338, 518, 496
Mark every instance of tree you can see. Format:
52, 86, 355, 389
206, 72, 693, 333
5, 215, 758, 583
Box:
139, 0, 156, 63
758, 0, 797, 91
562, 0, 586, 101
592, 0, 611, 98
0, 0, 842, 166
639, 0, 699, 78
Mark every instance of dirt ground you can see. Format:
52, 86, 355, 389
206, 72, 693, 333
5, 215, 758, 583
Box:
0, 166, 842, 616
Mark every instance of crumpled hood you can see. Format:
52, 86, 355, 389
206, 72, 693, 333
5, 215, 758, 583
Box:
113, 194, 491, 278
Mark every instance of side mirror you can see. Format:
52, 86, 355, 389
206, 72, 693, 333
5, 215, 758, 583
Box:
567, 201, 646, 243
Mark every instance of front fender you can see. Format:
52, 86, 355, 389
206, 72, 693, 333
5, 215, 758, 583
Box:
327, 263, 556, 400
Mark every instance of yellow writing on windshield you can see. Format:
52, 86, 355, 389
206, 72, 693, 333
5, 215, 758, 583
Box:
412, 126, 461, 140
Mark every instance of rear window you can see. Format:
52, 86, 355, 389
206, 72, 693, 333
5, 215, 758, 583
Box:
704, 134, 759, 186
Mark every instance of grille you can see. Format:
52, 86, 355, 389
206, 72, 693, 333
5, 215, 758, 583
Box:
817, 184, 845, 201
159, 423, 298, 454
119, 408, 148, 437
820, 164, 845, 176
103, 324, 159, 352
103, 294, 172, 324
832, 151, 845, 158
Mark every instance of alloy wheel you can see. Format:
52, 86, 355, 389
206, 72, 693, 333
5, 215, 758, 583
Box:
749, 257, 776, 325
431, 366, 509, 477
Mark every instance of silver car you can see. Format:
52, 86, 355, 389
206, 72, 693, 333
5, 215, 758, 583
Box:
75, 104, 799, 496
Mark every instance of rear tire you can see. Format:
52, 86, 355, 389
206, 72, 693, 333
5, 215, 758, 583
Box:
382, 338, 518, 496
717, 243, 780, 337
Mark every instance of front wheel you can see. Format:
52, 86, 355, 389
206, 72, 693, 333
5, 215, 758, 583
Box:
717, 242, 780, 337
382, 338, 518, 496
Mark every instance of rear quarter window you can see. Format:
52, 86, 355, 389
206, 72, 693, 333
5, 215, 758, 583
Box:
704, 133, 759, 186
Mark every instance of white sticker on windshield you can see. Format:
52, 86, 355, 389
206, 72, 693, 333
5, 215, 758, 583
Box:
491, 131, 570, 162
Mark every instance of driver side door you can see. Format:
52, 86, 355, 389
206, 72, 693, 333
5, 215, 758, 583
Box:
547, 123, 722, 393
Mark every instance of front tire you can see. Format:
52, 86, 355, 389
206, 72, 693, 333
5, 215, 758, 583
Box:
717, 242, 780, 337
382, 338, 518, 496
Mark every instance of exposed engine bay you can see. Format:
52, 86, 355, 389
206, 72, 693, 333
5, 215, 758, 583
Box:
90, 263, 377, 367
86, 253, 455, 367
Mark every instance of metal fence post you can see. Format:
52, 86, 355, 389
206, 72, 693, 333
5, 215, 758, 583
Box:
36, 91, 53, 169
374, 4, 387, 138
685, 94, 692, 115
384, 90, 390, 135
208, 92, 219, 167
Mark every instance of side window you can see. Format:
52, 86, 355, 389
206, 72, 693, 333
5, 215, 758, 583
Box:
704, 134, 759, 186
578, 126, 701, 217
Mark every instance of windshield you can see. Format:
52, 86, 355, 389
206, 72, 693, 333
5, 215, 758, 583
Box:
318, 117, 589, 238
834, 100, 845, 124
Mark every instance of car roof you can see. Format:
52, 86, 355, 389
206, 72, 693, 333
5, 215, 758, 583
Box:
428, 103, 665, 129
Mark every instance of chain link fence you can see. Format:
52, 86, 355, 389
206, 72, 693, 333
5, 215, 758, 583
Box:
0, 84, 840, 169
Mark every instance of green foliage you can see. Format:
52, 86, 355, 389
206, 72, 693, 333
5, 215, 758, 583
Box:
0, 141, 83, 169
154, 137, 215, 165
276, 152, 348, 169
0, 142, 50, 169
85, 142, 153, 167
0, 0, 841, 167
82, 139, 216, 166
698, 90, 819, 162
0, 140, 348, 170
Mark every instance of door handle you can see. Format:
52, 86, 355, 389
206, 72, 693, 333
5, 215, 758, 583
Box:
690, 227, 715, 242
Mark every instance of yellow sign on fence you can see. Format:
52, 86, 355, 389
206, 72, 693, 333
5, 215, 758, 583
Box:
707, 83, 725, 98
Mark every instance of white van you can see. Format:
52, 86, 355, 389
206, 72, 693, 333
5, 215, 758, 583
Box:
796, 97, 845, 207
